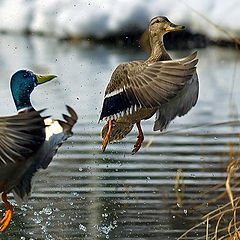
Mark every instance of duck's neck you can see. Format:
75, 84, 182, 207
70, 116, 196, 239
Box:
11, 89, 33, 111
147, 34, 171, 63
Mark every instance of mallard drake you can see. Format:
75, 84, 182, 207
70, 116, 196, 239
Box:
99, 16, 199, 154
0, 70, 78, 231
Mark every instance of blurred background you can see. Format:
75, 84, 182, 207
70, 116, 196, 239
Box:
0, 0, 240, 239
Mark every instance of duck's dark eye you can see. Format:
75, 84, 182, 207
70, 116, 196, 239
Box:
151, 19, 161, 25
23, 73, 28, 78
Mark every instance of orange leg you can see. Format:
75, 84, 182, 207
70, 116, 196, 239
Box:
1, 192, 14, 231
102, 120, 113, 152
132, 121, 144, 154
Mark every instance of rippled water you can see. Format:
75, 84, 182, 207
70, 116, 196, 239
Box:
0, 35, 240, 239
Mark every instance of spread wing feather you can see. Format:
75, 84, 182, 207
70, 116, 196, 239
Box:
154, 72, 199, 131
0, 110, 46, 166
12, 106, 78, 201
100, 52, 198, 121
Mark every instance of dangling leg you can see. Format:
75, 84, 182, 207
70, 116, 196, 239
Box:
1, 192, 14, 231
102, 120, 113, 152
132, 121, 144, 154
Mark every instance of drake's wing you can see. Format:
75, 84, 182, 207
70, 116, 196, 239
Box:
0, 110, 46, 166
40, 105, 78, 169
12, 106, 78, 201
99, 52, 198, 121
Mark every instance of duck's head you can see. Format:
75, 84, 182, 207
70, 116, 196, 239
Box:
148, 16, 185, 40
10, 70, 57, 111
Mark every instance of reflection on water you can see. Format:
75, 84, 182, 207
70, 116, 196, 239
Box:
0, 35, 239, 239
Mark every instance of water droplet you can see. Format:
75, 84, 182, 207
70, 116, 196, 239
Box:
183, 209, 188, 215
20, 205, 29, 211
96, 221, 117, 237
48, 215, 55, 221
32, 216, 43, 224
102, 213, 108, 218
79, 224, 87, 232
87, 166, 92, 170
40, 207, 52, 215
72, 192, 79, 197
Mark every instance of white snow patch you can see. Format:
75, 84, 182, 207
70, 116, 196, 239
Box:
0, 0, 238, 41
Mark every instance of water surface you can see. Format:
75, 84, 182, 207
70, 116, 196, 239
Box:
0, 35, 239, 239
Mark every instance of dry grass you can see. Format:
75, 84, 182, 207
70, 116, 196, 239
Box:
175, 168, 185, 208
178, 137, 240, 240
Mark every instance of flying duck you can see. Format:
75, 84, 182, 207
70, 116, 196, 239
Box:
99, 16, 199, 154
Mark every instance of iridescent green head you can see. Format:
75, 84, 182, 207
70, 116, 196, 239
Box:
10, 70, 57, 111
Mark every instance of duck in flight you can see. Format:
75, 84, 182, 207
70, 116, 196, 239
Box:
99, 16, 199, 154
0, 70, 77, 231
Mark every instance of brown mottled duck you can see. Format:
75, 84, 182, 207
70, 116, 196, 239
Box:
99, 16, 199, 154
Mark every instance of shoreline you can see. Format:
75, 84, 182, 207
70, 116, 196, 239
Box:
0, 30, 238, 49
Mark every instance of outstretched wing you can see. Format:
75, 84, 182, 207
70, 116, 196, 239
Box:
99, 52, 198, 121
0, 110, 46, 166
12, 106, 78, 201
154, 72, 199, 131
40, 105, 78, 169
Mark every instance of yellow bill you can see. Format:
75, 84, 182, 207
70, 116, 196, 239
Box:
36, 74, 57, 85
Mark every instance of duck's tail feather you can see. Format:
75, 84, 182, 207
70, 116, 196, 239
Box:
102, 120, 133, 143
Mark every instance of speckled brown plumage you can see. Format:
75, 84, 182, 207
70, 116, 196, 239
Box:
100, 16, 199, 154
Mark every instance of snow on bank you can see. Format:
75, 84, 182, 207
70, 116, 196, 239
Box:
0, 0, 239, 41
